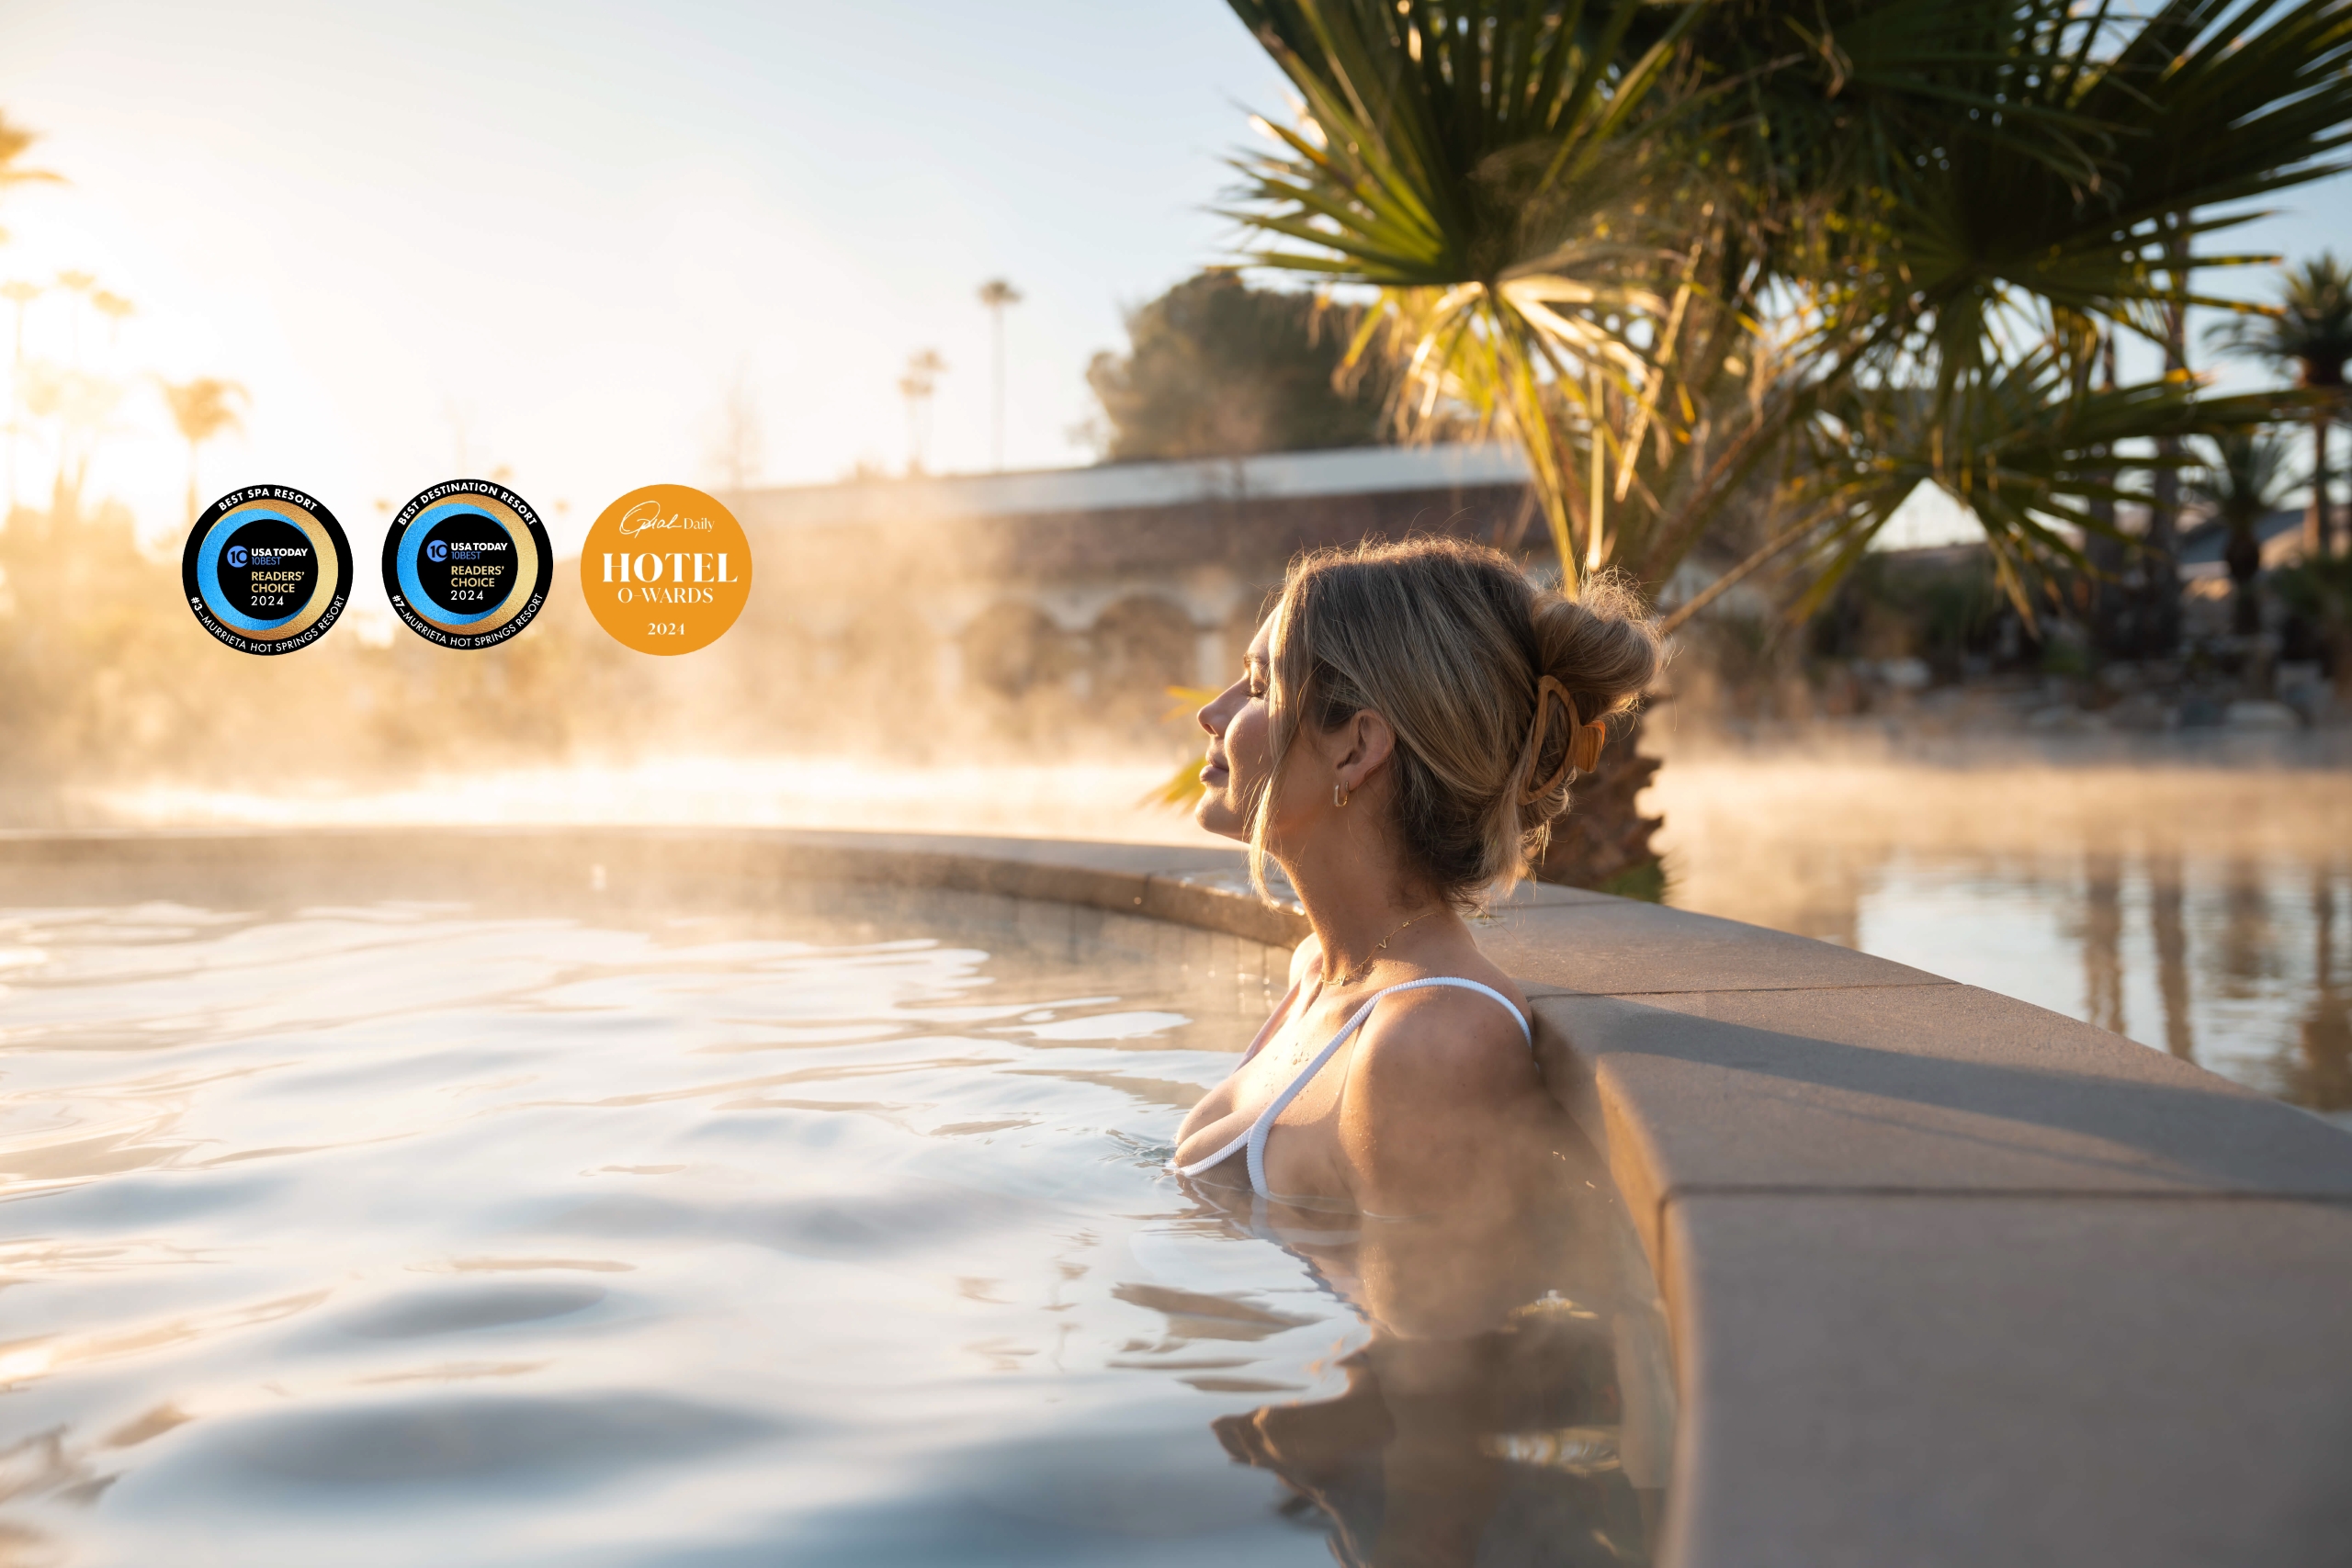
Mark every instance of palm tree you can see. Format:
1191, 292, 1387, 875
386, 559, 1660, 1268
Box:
2186, 430, 2295, 635
53, 270, 94, 365
1230, 0, 2342, 606
2210, 254, 2352, 560
977, 279, 1023, 471
1, 279, 36, 512
0, 112, 62, 246
91, 289, 133, 353
0, 115, 60, 515
709, 367, 762, 491
1220, 0, 2351, 886
157, 377, 246, 525
898, 349, 945, 475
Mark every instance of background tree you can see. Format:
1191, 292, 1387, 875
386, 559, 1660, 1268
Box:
898, 349, 944, 475
2186, 430, 2296, 635
91, 288, 132, 352
0, 111, 62, 244
53, 268, 93, 364
1084, 270, 1397, 460
978, 277, 1023, 471
707, 367, 763, 491
0, 114, 61, 514
2210, 254, 2352, 559
157, 377, 245, 525
1, 279, 35, 511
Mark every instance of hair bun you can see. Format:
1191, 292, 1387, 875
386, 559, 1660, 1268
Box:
1250, 540, 1665, 909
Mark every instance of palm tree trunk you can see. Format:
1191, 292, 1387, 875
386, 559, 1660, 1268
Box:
2142, 222, 2189, 654
2088, 330, 2126, 651
2318, 411, 2337, 558
1533, 710, 1664, 897
2227, 519, 2262, 636
2309, 412, 2329, 560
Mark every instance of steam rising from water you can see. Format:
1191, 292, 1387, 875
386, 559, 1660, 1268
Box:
90, 759, 1204, 844
56, 731, 2352, 1122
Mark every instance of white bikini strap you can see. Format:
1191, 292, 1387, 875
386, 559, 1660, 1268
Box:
1242, 996, 1378, 1193
1381, 976, 1533, 1045
1171, 976, 1532, 1190
1168, 978, 1307, 1179
1241, 976, 1531, 1194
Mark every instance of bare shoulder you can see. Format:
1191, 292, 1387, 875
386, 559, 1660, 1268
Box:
1345, 978, 1538, 1111
1287, 932, 1324, 988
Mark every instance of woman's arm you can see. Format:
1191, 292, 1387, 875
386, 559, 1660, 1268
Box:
1337, 990, 1561, 1338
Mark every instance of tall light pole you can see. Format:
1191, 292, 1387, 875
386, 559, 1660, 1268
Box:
977, 278, 1022, 472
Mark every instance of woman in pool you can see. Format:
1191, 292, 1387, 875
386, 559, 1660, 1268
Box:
1171, 537, 1667, 1564
1172, 536, 1660, 1333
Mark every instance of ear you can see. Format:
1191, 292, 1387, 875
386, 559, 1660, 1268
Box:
1332, 708, 1396, 795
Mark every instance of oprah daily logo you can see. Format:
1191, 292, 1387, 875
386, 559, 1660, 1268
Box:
582, 484, 753, 655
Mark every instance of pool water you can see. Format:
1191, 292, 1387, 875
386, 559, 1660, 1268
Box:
1652, 757, 2352, 1127
0, 848, 1663, 1565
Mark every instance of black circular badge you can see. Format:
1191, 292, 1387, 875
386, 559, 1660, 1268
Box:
181, 485, 354, 655
382, 479, 553, 649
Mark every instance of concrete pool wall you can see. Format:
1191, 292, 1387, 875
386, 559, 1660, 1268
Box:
8, 825, 2350, 1567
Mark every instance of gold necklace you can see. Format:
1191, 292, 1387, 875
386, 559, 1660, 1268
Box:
1326, 907, 1442, 988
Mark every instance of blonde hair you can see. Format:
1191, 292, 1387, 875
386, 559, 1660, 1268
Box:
1248, 536, 1662, 909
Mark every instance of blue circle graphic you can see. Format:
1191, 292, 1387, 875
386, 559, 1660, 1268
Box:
395, 502, 509, 626
198, 510, 307, 632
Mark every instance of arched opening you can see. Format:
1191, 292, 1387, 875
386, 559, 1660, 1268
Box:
1090, 595, 1199, 716
961, 600, 1067, 699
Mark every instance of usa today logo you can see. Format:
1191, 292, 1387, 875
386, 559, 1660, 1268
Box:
179, 485, 352, 656
381, 478, 552, 650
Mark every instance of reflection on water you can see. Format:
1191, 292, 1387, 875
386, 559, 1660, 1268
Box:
0, 855, 1663, 1565
1211, 1297, 1668, 1565
1657, 756, 2352, 1127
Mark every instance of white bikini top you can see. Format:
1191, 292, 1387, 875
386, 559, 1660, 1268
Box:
1170, 976, 1532, 1199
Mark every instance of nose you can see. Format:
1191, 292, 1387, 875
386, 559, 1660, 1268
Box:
1198, 679, 1242, 739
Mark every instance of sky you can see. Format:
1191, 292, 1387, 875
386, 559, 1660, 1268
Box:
0, 0, 2344, 563
0, 0, 1292, 555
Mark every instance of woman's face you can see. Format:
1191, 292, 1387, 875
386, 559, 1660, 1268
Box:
1193, 616, 1276, 842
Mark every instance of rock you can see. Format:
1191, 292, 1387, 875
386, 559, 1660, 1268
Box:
2105, 692, 2173, 732
2025, 705, 2109, 732
1881, 657, 1933, 692
2223, 699, 2301, 732
2177, 695, 2226, 728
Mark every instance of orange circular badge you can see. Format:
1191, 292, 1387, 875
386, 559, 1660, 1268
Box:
580, 483, 754, 655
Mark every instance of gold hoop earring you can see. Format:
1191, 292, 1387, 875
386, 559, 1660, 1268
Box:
1333, 783, 1349, 808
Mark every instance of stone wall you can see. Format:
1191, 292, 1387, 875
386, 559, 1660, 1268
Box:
727, 464, 1534, 724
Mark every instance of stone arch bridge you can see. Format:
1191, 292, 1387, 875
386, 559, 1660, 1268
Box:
724, 445, 1535, 729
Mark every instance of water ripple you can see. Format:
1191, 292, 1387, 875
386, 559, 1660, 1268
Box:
0, 881, 1330, 1565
